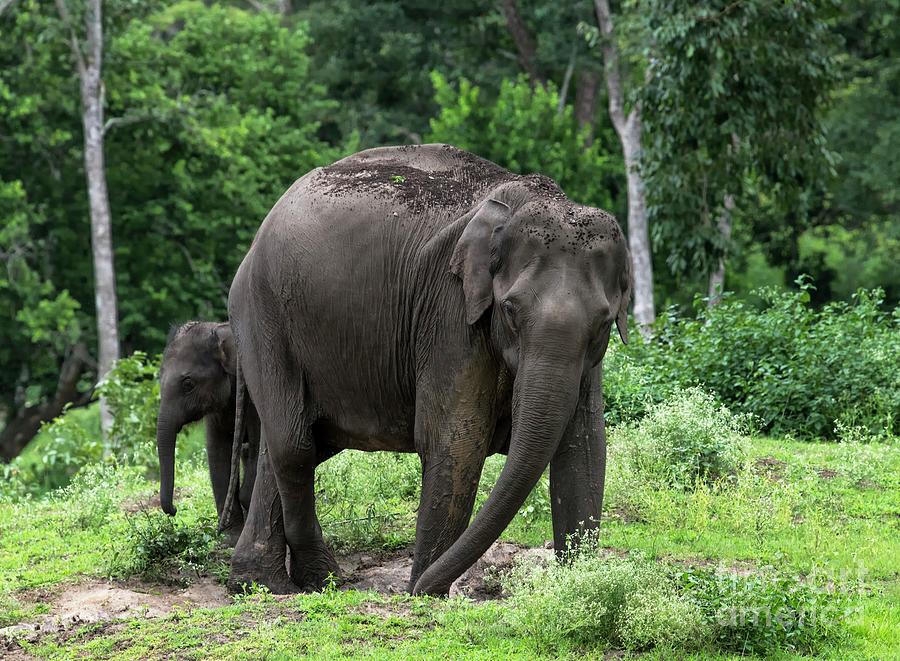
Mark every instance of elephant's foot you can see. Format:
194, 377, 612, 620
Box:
289, 542, 342, 591
229, 549, 299, 595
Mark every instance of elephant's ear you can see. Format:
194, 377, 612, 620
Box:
213, 324, 237, 375
450, 199, 510, 325
616, 249, 633, 345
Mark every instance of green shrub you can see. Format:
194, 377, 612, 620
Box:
612, 388, 751, 489
677, 565, 850, 656
503, 547, 708, 653
605, 281, 900, 440
106, 509, 221, 582
97, 351, 161, 467
0, 406, 101, 501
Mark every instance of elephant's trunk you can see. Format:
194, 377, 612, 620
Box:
412, 354, 582, 595
156, 404, 181, 516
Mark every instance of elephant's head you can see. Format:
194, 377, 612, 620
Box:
416, 178, 631, 593
156, 321, 235, 515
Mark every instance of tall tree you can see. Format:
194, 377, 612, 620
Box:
54, 0, 119, 437
638, 0, 837, 299
591, 0, 655, 331
0, 1, 337, 458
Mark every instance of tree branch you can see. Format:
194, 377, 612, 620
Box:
103, 112, 154, 136
499, 0, 546, 87
53, 0, 87, 79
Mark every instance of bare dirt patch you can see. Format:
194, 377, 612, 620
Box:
816, 468, 838, 479
754, 456, 786, 480
339, 541, 553, 600
0, 577, 229, 641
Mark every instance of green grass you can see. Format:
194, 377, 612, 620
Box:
1, 431, 898, 659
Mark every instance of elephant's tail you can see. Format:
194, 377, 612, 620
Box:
219, 358, 246, 533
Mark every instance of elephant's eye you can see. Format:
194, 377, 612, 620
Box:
502, 300, 518, 332
181, 376, 195, 394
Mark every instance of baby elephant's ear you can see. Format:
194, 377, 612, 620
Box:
450, 199, 510, 325
214, 324, 236, 375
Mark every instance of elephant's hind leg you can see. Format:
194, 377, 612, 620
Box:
264, 410, 340, 591
229, 440, 298, 594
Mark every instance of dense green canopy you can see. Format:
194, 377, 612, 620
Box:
1, 0, 897, 456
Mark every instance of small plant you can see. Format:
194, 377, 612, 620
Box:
503, 541, 708, 653
106, 509, 220, 582
390, 174, 406, 183
612, 388, 751, 489
677, 565, 851, 656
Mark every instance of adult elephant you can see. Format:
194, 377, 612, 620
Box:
156, 321, 260, 545
226, 144, 631, 595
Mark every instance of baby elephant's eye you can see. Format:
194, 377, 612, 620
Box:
502, 300, 518, 331
181, 376, 195, 394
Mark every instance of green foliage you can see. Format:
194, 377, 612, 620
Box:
612, 388, 751, 489
605, 282, 900, 439
97, 351, 160, 466
1, 352, 204, 501
0, 178, 83, 421
503, 546, 708, 653
106, 509, 220, 582
678, 565, 851, 656
315, 451, 420, 552
295, 0, 513, 148
638, 0, 838, 278
0, 407, 101, 501
428, 73, 622, 213
0, 0, 338, 438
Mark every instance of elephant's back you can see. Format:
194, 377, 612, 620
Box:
314, 144, 514, 219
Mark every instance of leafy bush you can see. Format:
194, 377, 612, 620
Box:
1, 352, 208, 502
97, 351, 161, 467
503, 546, 708, 653
107, 509, 221, 582
677, 565, 850, 656
612, 388, 751, 489
0, 406, 101, 501
605, 282, 900, 440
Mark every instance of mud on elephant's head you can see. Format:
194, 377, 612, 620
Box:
451, 175, 631, 377
156, 321, 235, 515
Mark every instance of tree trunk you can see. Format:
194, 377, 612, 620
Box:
57, 0, 120, 439
499, 0, 545, 87
574, 70, 598, 146
593, 0, 655, 333
708, 194, 735, 305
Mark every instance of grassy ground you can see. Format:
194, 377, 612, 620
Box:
1, 425, 898, 659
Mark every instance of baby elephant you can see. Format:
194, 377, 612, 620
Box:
155, 321, 258, 544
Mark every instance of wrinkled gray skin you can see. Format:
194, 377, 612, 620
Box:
228, 145, 631, 595
156, 321, 260, 546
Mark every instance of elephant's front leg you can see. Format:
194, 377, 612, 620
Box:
206, 414, 244, 546
549, 365, 606, 555
408, 364, 497, 592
